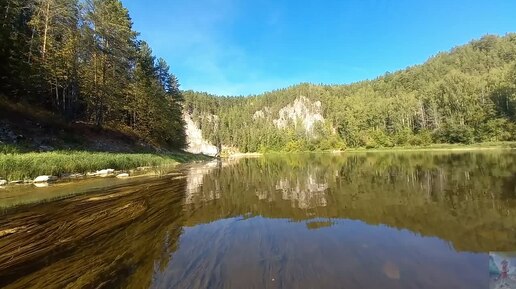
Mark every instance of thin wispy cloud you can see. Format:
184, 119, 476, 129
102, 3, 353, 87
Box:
123, 0, 516, 95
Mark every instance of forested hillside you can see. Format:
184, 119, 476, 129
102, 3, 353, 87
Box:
184, 34, 516, 153
0, 0, 185, 149
2, 1, 516, 154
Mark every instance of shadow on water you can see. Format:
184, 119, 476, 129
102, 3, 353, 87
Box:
1, 151, 516, 288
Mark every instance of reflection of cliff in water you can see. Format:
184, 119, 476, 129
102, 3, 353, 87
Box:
184, 158, 246, 205
275, 175, 328, 209
185, 160, 221, 204
182, 152, 516, 253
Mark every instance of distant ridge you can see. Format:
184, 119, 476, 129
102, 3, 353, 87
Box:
183, 34, 516, 153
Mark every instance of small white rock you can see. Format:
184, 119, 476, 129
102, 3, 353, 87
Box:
95, 169, 109, 176
0, 180, 7, 186
116, 173, 129, 178
96, 169, 115, 176
33, 175, 56, 183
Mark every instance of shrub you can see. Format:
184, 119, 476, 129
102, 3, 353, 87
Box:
433, 123, 474, 144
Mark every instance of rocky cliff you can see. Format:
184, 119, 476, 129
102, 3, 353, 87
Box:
183, 113, 218, 156
273, 96, 325, 133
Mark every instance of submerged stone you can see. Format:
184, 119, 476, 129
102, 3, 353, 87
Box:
34, 182, 49, 188
382, 261, 400, 280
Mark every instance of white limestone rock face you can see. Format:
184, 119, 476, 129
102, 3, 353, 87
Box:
252, 107, 271, 120
184, 112, 219, 156
273, 96, 325, 133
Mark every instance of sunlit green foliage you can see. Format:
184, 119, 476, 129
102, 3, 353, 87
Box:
185, 34, 516, 152
0, 0, 186, 149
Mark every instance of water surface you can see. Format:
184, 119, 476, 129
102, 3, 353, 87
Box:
1, 151, 516, 288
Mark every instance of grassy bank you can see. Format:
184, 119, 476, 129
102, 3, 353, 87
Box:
258, 141, 516, 155
0, 150, 211, 181
342, 141, 516, 153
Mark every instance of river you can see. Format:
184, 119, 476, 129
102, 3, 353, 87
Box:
1, 151, 516, 288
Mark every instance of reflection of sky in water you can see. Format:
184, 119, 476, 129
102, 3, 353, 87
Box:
158, 152, 516, 289
152, 216, 486, 289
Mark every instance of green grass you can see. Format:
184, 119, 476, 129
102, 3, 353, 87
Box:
343, 141, 516, 153
0, 150, 211, 181
257, 141, 516, 155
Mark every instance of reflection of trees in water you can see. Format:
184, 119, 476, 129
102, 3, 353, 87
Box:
1, 151, 516, 288
190, 151, 516, 209
184, 151, 516, 252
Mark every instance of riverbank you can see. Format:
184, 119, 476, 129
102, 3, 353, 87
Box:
2, 142, 514, 184
0, 150, 211, 184
342, 141, 516, 153
255, 141, 516, 155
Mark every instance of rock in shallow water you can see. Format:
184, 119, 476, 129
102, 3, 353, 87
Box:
95, 169, 115, 176
116, 173, 129, 178
0, 180, 7, 186
33, 175, 57, 183
382, 261, 400, 280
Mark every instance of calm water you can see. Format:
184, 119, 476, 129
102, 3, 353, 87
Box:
1, 151, 516, 288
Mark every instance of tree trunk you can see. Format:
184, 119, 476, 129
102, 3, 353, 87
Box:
3, 2, 10, 25
42, 0, 51, 60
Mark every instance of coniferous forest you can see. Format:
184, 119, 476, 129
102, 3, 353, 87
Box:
0, 0, 186, 149
185, 34, 516, 152
1, 0, 516, 153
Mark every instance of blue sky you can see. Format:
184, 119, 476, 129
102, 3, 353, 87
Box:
121, 0, 516, 96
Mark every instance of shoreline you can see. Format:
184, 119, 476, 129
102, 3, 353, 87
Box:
258, 142, 516, 155
1, 141, 514, 189
1, 143, 514, 209
0, 150, 212, 188
223, 152, 263, 158
0, 160, 213, 209
342, 143, 516, 153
